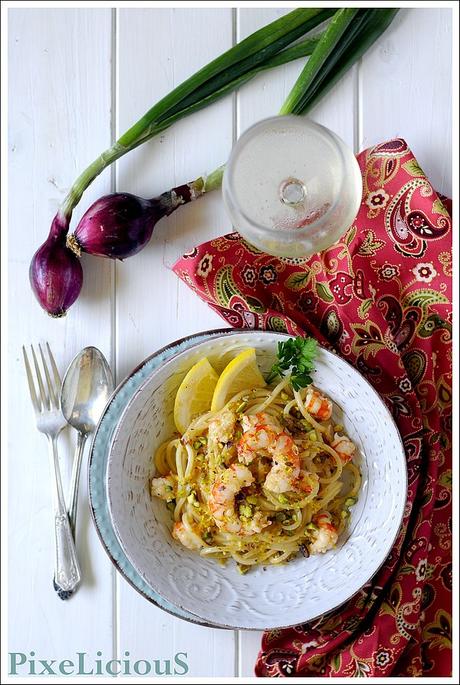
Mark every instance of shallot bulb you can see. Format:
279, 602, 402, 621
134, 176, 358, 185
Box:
67, 177, 210, 260
30, 216, 83, 317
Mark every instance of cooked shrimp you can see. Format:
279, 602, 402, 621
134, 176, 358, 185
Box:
208, 408, 237, 445
264, 436, 301, 493
209, 463, 269, 535
241, 412, 281, 433
151, 474, 176, 500
172, 522, 203, 551
238, 413, 301, 493
294, 470, 319, 495
304, 388, 333, 421
331, 433, 356, 463
238, 413, 282, 465
308, 512, 338, 554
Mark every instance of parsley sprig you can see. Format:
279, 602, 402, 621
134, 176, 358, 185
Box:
266, 336, 318, 390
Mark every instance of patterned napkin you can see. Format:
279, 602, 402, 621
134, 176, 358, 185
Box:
172, 139, 452, 677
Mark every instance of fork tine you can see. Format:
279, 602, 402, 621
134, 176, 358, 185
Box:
22, 346, 40, 412
46, 342, 62, 394
31, 344, 49, 410
39, 343, 57, 408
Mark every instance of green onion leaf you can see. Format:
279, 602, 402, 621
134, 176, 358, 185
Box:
281, 9, 399, 116
280, 8, 359, 115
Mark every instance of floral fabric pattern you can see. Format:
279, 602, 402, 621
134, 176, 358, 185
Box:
172, 140, 452, 677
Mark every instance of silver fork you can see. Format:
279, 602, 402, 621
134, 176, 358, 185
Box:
22, 343, 81, 598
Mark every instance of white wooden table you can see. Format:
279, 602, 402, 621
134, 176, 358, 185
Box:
8, 7, 452, 678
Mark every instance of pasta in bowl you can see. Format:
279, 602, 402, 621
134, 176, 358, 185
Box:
151, 371, 361, 571
106, 330, 406, 630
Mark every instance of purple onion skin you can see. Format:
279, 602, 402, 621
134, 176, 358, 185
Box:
69, 181, 203, 260
72, 193, 157, 259
30, 216, 83, 317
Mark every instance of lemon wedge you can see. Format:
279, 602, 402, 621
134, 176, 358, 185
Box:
174, 357, 219, 433
211, 348, 266, 412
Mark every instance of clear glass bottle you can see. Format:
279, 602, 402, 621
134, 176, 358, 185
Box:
222, 116, 362, 258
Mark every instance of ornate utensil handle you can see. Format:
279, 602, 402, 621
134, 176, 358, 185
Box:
49, 436, 81, 596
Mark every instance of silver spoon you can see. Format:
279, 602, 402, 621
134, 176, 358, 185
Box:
56, 346, 113, 599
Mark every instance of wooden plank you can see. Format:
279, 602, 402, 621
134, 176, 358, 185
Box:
115, 8, 236, 676
238, 631, 262, 678
8, 8, 114, 659
360, 8, 452, 195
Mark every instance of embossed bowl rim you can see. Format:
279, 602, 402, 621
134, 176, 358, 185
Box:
92, 328, 407, 629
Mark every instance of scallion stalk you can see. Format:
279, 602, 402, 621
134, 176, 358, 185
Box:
294, 9, 400, 114
151, 34, 324, 135
280, 8, 399, 116
279, 8, 359, 116
58, 8, 334, 223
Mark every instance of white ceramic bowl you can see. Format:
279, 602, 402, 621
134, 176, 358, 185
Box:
106, 331, 406, 630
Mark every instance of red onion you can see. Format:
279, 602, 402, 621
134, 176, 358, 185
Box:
30, 216, 83, 317
67, 192, 158, 260
67, 171, 223, 260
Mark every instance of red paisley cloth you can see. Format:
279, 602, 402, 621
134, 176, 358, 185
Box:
172, 139, 452, 677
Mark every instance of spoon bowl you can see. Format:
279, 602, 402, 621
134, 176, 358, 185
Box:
61, 347, 113, 434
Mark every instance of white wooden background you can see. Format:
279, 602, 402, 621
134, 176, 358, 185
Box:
8, 7, 452, 678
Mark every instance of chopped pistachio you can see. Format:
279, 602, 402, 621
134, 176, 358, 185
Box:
280, 391, 289, 400
246, 495, 258, 505
309, 430, 317, 441
278, 494, 289, 505
345, 496, 357, 507
334, 424, 344, 432
305, 522, 318, 531
239, 503, 253, 519
341, 509, 350, 519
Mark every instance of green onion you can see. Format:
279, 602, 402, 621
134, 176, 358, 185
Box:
235, 400, 248, 414
153, 33, 324, 133
182, 9, 399, 235
58, 9, 333, 224
33, 10, 336, 316
279, 8, 358, 115
280, 8, 399, 115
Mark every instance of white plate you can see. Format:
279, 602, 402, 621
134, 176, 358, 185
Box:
106, 331, 407, 630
